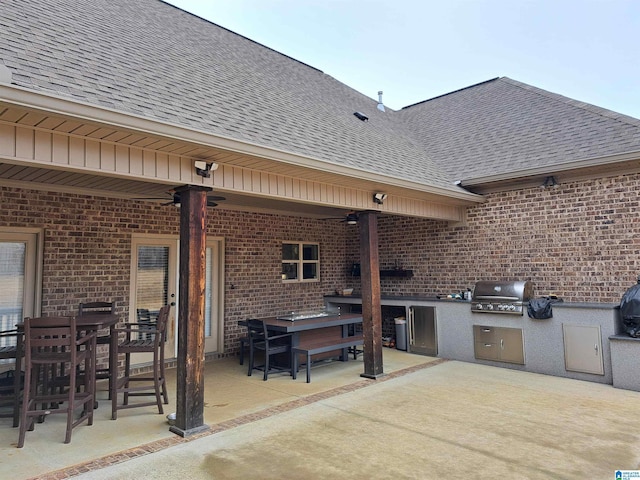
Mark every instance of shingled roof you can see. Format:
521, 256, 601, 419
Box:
2, 0, 640, 192
395, 77, 640, 182
0, 0, 456, 191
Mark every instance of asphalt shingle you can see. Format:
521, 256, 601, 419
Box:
2, 0, 640, 190
395, 77, 640, 181
1, 0, 456, 190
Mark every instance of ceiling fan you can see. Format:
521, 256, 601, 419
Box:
322, 212, 359, 225
134, 191, 226, 207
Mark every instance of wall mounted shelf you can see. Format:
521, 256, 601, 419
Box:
380, 269, 414, 278
350, 264, 413, 278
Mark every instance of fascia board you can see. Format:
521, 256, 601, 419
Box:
460, 151, 640, 187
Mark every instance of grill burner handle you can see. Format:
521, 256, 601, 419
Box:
474, 295, 521, 302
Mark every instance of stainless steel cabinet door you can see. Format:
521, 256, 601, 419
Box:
409, 307, 437, 356
563, 324, 604, 375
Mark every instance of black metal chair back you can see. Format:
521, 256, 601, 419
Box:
246, 319, 292, 381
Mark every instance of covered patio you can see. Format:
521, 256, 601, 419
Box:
3, 351, 640, 479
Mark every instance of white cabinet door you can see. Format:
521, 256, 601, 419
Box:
562, 324, 604, 375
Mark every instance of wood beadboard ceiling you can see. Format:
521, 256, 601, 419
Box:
0, 162, 371, 219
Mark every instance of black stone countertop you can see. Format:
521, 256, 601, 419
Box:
324, 294, 617, 309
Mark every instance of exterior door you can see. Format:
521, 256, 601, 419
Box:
130, 235, 224, 360
130, 236, 178, 361
204, 239, 224, 353
0, 228, 42, 359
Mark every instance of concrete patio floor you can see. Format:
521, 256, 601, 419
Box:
2, 349, 640, 479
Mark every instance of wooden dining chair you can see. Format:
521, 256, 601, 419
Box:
0, 328, 23, 427
247, 319, 292, 381
18, 316, 96, 447
111, 305, 170, 420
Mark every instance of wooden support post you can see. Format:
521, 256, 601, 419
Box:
170, 185, 211, 437
359, 211, 385, 379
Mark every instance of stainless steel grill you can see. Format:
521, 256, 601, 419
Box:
471, 280, 534, 315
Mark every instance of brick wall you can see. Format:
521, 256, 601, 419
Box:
4, 172, 640, 367
0, 186, 348, 365
346, 173, 640, 303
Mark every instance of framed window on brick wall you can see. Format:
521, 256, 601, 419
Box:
281, 242, 319, 282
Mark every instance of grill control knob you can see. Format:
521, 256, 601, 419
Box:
476, 304, 483, 310
486, 304, 494, 310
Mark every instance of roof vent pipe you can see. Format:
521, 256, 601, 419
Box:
0, 64, 12, 85
377, 91, 385, 112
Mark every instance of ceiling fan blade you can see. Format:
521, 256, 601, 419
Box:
133, 191, 224, 207
321, 212, 358, 223
131, 196, 171, 200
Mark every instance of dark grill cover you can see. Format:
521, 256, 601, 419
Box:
620, 283, 640, 337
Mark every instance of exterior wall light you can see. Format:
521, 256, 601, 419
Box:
194, 160, 219, 178
541, 176, 558, 188
373, 193, 387, 204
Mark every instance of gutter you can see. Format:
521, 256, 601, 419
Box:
0, 84, 483, 204
459, 150, 640, 187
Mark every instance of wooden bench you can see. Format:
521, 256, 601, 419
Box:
292, 335, 364, 383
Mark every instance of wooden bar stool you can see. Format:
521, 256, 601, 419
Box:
78, 301, 115, 399
111, 305, 169, 420
18, 316, 96, 447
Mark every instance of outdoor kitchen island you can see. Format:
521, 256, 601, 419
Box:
325, 294, 623, 387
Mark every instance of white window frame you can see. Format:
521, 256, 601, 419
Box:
281, 241, 320, 283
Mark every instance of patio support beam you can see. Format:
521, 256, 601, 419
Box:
358, 211, 385, 379
170, 185, 211, 437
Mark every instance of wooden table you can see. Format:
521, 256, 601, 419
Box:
239, 312, 363, 364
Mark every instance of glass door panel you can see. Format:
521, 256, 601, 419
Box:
130, 235, 223, 359
131, 236, 178, 361
0, 242, 25, 347
204, 240, 224, 353
0, 229, 41, 363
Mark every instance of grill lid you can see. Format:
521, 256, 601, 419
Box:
472, 281, 534, 302
471, 280, 534, 315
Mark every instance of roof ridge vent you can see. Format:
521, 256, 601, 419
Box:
377, 91, 385, 112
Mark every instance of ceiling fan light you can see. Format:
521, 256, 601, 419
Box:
346, 213, 358, 225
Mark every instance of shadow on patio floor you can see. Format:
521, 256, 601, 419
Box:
2, 348, 433, 479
